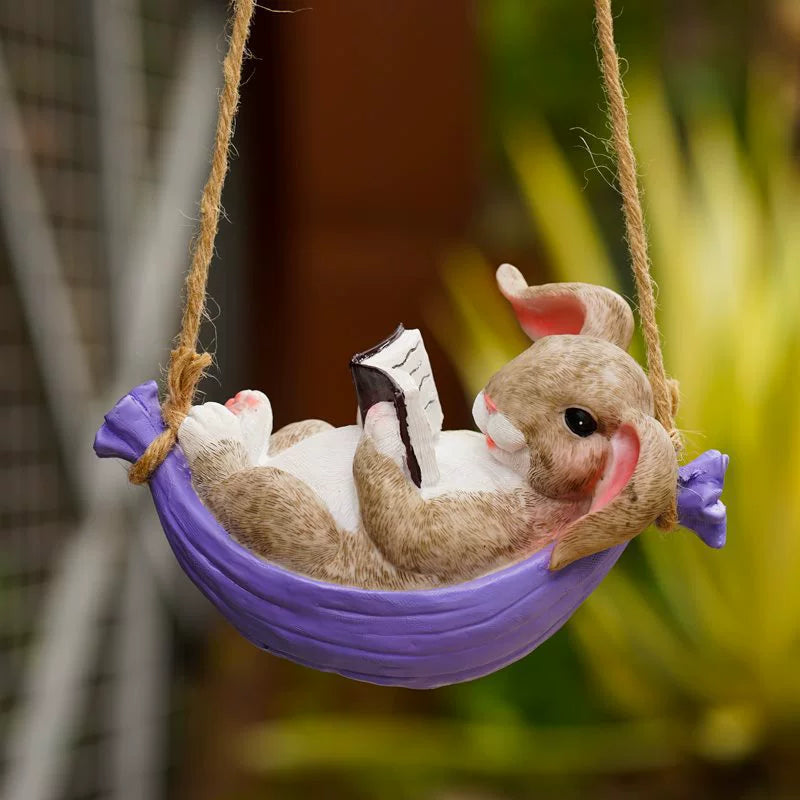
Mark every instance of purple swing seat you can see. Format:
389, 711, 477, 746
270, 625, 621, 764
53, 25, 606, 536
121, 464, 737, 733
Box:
94, 381, 727, 689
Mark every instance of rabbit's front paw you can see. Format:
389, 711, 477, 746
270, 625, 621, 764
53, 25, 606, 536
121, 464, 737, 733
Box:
225, 389, 273, 464
363, 402, 405, 468
178, 402, 244, 466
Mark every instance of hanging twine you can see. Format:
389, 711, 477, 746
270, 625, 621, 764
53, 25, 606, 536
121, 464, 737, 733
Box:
129, 0, 256, 485
593, 0, 682, 529
129, 0, 681, 534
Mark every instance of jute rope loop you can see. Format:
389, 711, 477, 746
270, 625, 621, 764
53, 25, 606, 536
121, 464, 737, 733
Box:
131, 0, 682, 534
594, 0, 682, 529
129, 0, 256, 485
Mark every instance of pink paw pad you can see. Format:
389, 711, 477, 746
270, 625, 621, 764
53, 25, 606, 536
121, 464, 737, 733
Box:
225, 390, 264, 416
364, 402, 401, 439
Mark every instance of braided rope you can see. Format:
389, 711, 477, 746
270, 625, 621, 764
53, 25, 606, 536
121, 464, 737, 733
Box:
129, 0, 256, 485
594, 0, 682, 529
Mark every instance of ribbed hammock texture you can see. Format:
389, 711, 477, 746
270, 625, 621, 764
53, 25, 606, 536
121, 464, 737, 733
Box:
95, 381, 727, 689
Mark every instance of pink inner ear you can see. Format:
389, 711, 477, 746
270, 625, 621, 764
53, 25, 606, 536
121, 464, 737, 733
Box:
590, 424, 640, 512
512, 294, 585, 340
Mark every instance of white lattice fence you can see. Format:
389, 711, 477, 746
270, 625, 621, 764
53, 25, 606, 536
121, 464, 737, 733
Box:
0, 2, 226, 797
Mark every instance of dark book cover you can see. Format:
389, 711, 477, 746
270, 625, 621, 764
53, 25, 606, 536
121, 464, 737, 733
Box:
350, 325, 422, 487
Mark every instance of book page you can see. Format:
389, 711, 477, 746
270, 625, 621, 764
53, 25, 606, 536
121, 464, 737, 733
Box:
360, 328, 443, 436
352, 327, 443, 487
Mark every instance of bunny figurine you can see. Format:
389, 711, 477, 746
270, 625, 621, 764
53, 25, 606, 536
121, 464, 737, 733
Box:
178, 264, 678, 589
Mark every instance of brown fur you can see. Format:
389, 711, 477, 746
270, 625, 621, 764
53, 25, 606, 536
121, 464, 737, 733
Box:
352, 438, 558, 579
180, 265, 678, 588
479, 329, 676, 568
269, 420, 332, 455
549, 409, 676, 569
191, 433, 433, 589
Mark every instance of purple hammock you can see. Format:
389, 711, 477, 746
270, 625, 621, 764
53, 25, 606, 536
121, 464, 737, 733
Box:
95, 381, 727, 689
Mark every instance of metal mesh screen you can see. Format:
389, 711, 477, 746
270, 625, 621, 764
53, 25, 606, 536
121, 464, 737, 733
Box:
0, 1, 199, 797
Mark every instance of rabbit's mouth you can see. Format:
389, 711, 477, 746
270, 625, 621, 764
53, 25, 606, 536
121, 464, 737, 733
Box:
473, 390, 530, 476
473, 391, 525, 447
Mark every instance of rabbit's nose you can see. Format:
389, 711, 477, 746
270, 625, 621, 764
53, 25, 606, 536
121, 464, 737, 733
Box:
484, 394, 497, 414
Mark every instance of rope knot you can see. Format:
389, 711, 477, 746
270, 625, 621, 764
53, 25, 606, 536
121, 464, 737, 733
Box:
127, 0, 254, 487
162, 347, 213, 429
127, 347, 212, 486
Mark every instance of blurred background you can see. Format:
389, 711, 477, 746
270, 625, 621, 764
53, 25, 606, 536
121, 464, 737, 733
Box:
1, 0, 799, 798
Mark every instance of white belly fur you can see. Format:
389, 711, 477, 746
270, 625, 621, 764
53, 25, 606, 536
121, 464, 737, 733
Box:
261, 426, 525, 532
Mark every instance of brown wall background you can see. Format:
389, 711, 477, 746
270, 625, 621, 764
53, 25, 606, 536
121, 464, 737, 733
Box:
183, 4, 479, 796
241, 0, 478, 430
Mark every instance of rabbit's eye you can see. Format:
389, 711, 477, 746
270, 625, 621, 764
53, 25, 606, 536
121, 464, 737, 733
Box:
564, 407, 597, 437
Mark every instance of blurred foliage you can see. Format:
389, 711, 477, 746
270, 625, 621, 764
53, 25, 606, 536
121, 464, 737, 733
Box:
236, 3, 800, 797
478, 0, 794, 262
481, 0, 786, 136
437, 58, 800, 772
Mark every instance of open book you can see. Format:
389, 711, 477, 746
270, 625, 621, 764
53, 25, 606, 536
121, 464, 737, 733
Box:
350, 326, 443, 488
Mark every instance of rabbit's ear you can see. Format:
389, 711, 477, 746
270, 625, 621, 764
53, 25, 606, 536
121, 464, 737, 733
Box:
549, 411, 677, 570
496, 263, 634, 349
